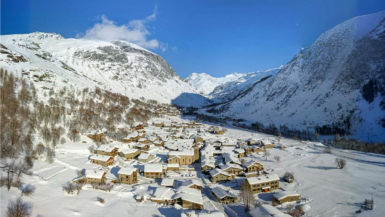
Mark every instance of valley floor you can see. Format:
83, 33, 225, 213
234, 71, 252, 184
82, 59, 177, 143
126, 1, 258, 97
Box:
1, 115, 385, 217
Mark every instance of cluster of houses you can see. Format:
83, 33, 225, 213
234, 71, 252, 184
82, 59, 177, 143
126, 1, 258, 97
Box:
72, 119, 206, 186
71, 117, 301, 214
199, 137, 277, 186
135, 179, 205, 210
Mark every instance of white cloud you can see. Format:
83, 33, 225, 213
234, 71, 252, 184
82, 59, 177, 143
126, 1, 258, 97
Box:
77, 7, 173, 51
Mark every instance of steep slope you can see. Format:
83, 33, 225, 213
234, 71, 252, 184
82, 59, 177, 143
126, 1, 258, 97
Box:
0, 32, 208, 106
204, 11, 385, 142
209, 68, 281, 102
185, 72, 245, 95
185, 68, 281, 101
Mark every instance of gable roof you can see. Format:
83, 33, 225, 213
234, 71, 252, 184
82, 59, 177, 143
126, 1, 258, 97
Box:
144, 164, 163, 173
210, 186, 237, 199
138, 153, 153, 160
85, 170, 106, 179
209, 168, 231, 177
96, 145, 117, 152
118, 167, 138, 175
181, 179, 203, 188
220, 163, 243, 171
249, 204, 291, 217
273, 191, 300, 200
160, 178, 175, 187
90, 155, 113, 162
247, 174, 279, 185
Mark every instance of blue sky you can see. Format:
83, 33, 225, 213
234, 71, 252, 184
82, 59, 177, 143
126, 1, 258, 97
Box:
2, 0, 385, 78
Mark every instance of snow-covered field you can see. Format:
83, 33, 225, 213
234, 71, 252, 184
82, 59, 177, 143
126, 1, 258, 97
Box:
1, 116, 384, 217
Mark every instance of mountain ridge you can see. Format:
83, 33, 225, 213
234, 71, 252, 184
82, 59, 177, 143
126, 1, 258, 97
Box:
0, 32, 209, 106
196, 10, 385, 142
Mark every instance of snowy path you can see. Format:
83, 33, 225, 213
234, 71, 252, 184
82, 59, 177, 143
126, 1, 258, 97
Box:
195, 161, 239, 217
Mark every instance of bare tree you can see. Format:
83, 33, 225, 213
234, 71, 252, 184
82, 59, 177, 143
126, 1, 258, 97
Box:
16, 162, 32, 178
364, 198, 374, 210
74, 183, 83, 195
35, 143, 45, 156
315, 132, 320, 142
20, 184, 36, 197
334, 134, 340, 143
67, 129, 80, 142
6, 197, 32, 217
60, 137, 66, 145
88, 145, 96, 154
324, 146, 332, 154
274, 155, 281, 163
62, 182, 75, 194
335, 158, 346, 169
276, 132, 281, 143
283, 171, 294, 182
104, 182, 113, 192
238, 180, 254, 212
46, 146, 55, 164
2, 161, 16, 191
286, 204, 302, 217
262, 148, 271, 161
76, 169, 83, 177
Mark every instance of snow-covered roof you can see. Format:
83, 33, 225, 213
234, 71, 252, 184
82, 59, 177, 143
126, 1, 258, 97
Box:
220, 163, 243, 171
247, 174, 279, 185
118, 167, 138, 175
120, 148, 138, 154
273, 191, 300, 200
197, 211, 225, 217
152, 187, 175, 200
244, 161, 263, 168
138, 153, 153, 160
249, 204, 291, 217
96, 145, 116, 152
135, 143, 149, 148
144, 164, 163, 173
90, 155, 113, 162
132, 122, 143, 127
201, 159, 215, 168
169, 150, 194, 156
209, 168, 231, 177
174, 186, 203, 205
261, 139, 272, 145
85, 170, 105, 179
234, 148, 245, 153
181, 179, 203, 188
210, 186, 237, 199
167, 163, 179, 168
160, 178, 174, 187
148, 136, 157, 142
176, 186, 201, 196
173, 192, 203, 205
125, 131, 138, 138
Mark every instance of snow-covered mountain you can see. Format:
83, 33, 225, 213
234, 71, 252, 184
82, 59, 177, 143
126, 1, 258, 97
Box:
208, 68, 282, 102
0, 32, 208, 106
185, 72, 245, 95
202, 11, 385, 141
185, 68, 281, 101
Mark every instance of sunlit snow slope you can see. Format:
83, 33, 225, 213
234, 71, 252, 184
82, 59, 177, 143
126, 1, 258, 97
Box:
203, 11, 385, 141
0, 32, 208, 106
